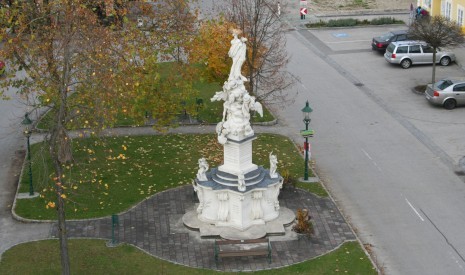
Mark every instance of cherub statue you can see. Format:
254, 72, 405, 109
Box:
196, 157, 209, 181
269, 152, 278, 178
242, 94, 263, 119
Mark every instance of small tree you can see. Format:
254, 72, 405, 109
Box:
293, 208, 313, 236
0, 1, 196, 273
408, 16, 465, 83
189, 18, 237, 82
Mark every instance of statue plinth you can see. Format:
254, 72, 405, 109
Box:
193, 173, 282, 231
218, 135, 257, 176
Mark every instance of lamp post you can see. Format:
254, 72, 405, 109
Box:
300, 101, 313, 181
21, 113, 34, 196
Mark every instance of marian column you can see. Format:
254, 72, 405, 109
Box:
184, 29, 292, 235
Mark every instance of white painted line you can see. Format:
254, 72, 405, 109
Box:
405, 198, 425, 222
372, 161, 382, 172
361, 148, 372, 160
323, 40, 371, 44
361, 148, 383, 172
450, 254, 465, 271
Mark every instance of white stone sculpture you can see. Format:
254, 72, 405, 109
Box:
182, 27, 293, 236
210, 30, 263, 145
269, 152, 278, 178
238, 173, 246, 191
192, 180, 204, 214
196, 157, 209, 181
228, 29, 248, 82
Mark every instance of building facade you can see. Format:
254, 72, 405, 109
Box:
418, 0, 465, 30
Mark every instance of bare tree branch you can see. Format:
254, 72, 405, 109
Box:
409, 15, 465, 83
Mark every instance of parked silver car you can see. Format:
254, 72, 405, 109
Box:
384, 41, 455, 69
425, 78, 465, 109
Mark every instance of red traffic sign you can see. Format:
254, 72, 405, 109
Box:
300, 8, 307, 15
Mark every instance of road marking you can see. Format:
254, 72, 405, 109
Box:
332, 33, 349, 38
450, 253, 465, 271
361, 149, 382, 172
405, 198, 425, 221
361, 148, 372, 160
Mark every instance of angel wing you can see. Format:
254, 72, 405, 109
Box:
253, 101, 263, 117
211, 91, 227, 102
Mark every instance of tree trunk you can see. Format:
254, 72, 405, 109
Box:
55, 166, 71, 275
49, 125, 71, 275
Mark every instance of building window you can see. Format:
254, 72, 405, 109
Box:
458, 7, 464, 26
445, 1, 452, 19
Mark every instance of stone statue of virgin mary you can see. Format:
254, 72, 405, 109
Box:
228, 29, 248, 82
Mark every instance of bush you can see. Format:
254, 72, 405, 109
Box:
306, 20, 327, 28
293, 208, 314, 236
305, 17, 404, 28
281, 169, 297, 188
326, 18, 357, 27
370, 17, 402, 25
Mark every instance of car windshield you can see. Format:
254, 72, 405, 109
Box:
378, 32, 395, 42
435, 79, 454, 90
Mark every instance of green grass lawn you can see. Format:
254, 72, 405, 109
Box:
36, 69, 275, 130
16, 134, 315, 220
0, 240, 377, 275
296, 182, 328, 197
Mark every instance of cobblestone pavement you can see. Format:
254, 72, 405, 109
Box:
51, 185, 355, 271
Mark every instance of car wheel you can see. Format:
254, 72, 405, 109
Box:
400, 59, 411, 69
440, 56, 451, 66
443, 99, 456, 110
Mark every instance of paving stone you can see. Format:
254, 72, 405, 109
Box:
51, 185, 356, 271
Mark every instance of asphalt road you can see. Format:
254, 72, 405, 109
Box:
276, 26, 465, 274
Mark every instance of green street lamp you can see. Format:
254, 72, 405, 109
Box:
300, 101, 313, 181
21, 113, 34, 196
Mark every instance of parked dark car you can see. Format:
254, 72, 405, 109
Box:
372, 30, 409, 52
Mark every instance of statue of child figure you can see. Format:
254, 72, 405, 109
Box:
269, 152, 278, 178
197, 157, 209, 181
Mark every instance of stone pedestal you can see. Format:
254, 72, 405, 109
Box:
193, 168, 282, 231
218, 135, 257, 176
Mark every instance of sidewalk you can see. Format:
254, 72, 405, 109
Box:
52, 185, 355, 272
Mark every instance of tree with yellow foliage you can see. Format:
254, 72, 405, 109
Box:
0, 1, 196, 273
189, 18, 237, 83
